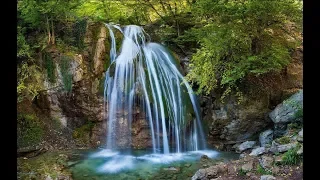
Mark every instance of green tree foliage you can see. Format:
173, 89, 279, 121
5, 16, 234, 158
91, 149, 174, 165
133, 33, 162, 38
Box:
17, 0, 303, 103
186, 0, 302, 97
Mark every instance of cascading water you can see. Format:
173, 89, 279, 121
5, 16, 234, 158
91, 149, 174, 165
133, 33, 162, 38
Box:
91, 24, 210, 173
104, 24, 206, 153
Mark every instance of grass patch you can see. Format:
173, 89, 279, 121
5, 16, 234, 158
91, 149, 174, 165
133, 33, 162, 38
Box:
282, 147, 301, 165
256, 164, 272, 175
238, 169, 248, 176
17, 113, 44, 148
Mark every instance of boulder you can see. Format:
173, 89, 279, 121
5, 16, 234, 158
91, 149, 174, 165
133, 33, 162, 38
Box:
249, 147, 267, 156
269, 90, 303, 124
192, 163, 227, 180
192, 169, 207, 180
270, 142, 298, 153
259, 129, 273, 147
236, 141, 256, 152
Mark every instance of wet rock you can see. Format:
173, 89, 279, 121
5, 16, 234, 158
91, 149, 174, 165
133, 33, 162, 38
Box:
201, 155, 209, 160
249, 147, 266, 156
236, 141, 256, 152
260, 175, 276, 180
259, 129, 273, 147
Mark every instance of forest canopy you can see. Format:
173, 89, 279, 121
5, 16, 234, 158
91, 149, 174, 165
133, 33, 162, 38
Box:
17, 0, 303, 101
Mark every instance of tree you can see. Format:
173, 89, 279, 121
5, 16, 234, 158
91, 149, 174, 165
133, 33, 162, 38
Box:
186, 0, 302, 98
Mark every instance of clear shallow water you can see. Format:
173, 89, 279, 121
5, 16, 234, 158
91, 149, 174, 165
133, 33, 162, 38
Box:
69, 148, 239, 180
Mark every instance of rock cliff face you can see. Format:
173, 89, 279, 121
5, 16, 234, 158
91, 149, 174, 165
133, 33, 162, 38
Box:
32, 22, 151, 149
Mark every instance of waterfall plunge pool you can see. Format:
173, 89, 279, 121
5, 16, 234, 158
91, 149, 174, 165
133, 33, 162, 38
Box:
68, 148, 239, 180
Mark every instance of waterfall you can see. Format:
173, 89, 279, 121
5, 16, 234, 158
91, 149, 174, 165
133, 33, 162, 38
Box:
103, 24, 206, 154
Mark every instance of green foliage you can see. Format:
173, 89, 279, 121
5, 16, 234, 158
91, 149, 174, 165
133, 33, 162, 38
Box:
17, 113, 44, 148
282, 147, 301, 165
60, 55, 73, 92
73, 18, 87, 50
17, 26, 32, 59
238, 168, 247, 176
43, 52, 56, 83
186, 0, 302, 98
17, 62, 44, 102
256, 164, 272, 175
275, 136, 291, 145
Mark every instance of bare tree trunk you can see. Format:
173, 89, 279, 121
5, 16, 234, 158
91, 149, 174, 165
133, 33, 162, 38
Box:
51, 19, 55, 45
46, 16, 51, 44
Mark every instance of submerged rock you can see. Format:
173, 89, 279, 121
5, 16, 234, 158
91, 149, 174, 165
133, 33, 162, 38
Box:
163, 167, 179, 171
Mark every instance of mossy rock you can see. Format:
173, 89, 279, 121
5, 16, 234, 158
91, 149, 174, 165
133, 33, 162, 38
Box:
72, 121, 95, 144
275, 136, 291, 145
